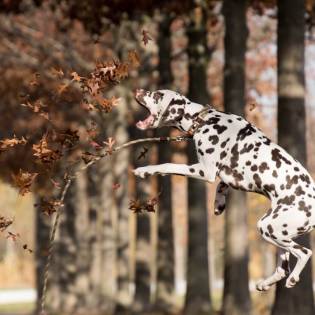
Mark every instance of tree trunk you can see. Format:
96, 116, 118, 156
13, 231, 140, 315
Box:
49, 168, 93, 314
222, 1, 251, 315
184, 5, 212, 315
112, 89, 132, 310
155, 12, 176, 312
272, 1, 315, 314
132, 123, 152, 312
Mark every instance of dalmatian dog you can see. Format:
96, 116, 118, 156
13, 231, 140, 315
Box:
133, 89, 315, 291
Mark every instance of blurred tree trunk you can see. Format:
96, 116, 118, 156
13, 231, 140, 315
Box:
36, 198, 56, 312
184, 5, 212, 315
155, 12, 176, 312
132, 122, 152, 312
222, 1, 251, 315
113, 92, 132, 310
272, 1, 315, 314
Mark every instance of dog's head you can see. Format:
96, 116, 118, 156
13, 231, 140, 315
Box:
135, 89, 189, 130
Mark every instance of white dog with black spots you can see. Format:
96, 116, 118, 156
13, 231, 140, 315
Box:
133, 89, 315, 291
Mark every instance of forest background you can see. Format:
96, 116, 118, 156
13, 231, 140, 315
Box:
1, 0, 315, 315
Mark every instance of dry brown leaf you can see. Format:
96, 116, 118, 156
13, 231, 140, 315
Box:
0, 136, 27, 151
142, 30, 153, 45
99, 96, 120, 113
33, 134, 62, 164
12, 169, 38, 195
0, 216, 13, 232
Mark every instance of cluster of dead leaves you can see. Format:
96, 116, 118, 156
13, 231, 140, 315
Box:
35, 198, 63, 216
90, 50, 140, 84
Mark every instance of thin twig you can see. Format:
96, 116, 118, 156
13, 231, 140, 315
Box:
39, 134, 191, 315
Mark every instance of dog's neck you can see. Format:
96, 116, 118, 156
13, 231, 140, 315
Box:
176, 102, 210, 132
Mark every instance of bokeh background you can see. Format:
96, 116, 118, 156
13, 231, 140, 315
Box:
1, 0, 315, 314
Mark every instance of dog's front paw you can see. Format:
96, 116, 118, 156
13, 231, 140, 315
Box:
256, 279, 271, 292
133, 167, 154, 178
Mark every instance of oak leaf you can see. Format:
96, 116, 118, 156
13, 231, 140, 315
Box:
0, 136, 27, 151
142, 30, 153, 45
33, 134, 62, 164
12, 169, 38, 195
36, 198, 63, 216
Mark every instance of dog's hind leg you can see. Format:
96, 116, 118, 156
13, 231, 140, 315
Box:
284, 240, 312, 288
256, 249, 290, 291
256, 214, 291, 291
214, 181, 229, 215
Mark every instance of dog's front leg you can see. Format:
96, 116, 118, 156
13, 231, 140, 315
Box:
133, 163, 210, 181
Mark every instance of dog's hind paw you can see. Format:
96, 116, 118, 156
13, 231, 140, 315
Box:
285, 275, 299, 288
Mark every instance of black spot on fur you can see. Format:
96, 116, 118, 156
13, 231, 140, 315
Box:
206, 148, 215, 154
271, 148, 292, 168
208, 135, 219, 145
236, 123, 257, 141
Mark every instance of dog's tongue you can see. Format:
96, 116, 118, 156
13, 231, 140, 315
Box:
136, 114, 154, 130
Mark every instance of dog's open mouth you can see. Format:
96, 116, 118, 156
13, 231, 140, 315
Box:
135, 99, 155, 130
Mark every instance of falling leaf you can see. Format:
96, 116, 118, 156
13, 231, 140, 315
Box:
137, 147, 149, 160
142, 30, 153, 46
129, 199, 143, 213
144, 195, 159, 213
0, 216, 13, 232
23, 244, 33, 254
12, 169, 38, 195
129, 194, 160, 214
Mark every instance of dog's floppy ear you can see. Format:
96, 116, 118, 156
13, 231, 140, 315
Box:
158, 95, 187, 126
